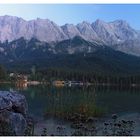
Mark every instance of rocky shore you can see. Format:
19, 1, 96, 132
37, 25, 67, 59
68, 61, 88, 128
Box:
0, 91, 30, 136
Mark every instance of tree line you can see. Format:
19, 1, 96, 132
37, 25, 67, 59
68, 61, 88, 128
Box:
29, 67, 140, 86
2, 64, 140, 86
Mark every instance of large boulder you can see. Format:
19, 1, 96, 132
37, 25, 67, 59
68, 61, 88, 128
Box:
0, 96, 12, 111
0, 91, 28, 115
0, 91, 28, 136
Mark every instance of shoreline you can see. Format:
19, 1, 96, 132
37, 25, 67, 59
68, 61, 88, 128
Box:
1, 80, 140, 87
33, 112, 140, 136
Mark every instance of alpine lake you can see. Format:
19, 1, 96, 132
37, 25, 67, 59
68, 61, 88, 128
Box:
1, 83, 140, 136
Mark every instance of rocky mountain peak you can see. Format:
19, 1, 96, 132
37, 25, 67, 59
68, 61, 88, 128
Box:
0, 15, 139, 52
76, 21, 99, 41
61, 23, 81, 38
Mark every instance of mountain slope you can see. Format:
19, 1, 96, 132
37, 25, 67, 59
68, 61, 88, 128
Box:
0, 37, 140, 75
112, 39, 140, 56
5, 47, 140, 75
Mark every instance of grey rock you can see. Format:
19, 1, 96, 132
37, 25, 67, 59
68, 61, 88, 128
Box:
0, 97, 12, 110
0, 110, 27, 136
0, 91, 28, 136
0, 91, 28, 115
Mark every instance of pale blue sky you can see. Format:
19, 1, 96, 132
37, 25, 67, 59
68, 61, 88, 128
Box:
0, 4, 140, 29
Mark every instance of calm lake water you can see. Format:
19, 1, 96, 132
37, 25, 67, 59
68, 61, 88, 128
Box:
1, 84, 140, 135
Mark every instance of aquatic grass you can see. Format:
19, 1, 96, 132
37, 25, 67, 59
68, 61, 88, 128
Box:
43, 86, 106, 120
44, 102, 106, 121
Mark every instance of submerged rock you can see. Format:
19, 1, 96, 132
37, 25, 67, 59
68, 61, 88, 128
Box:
0, 91, 28, 136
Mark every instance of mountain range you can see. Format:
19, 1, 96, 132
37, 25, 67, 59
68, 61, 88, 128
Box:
0, 15, 139, 55
0, 15, 140, 74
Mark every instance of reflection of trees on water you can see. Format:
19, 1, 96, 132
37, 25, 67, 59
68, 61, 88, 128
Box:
30, 91, 35, 99
43, 86, 103, 118
2, 84, 140, 119
0, 84, 129, 117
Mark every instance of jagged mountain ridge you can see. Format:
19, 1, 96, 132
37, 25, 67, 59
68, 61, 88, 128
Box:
0, 15, 139, 55
0, 16, 138, 43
